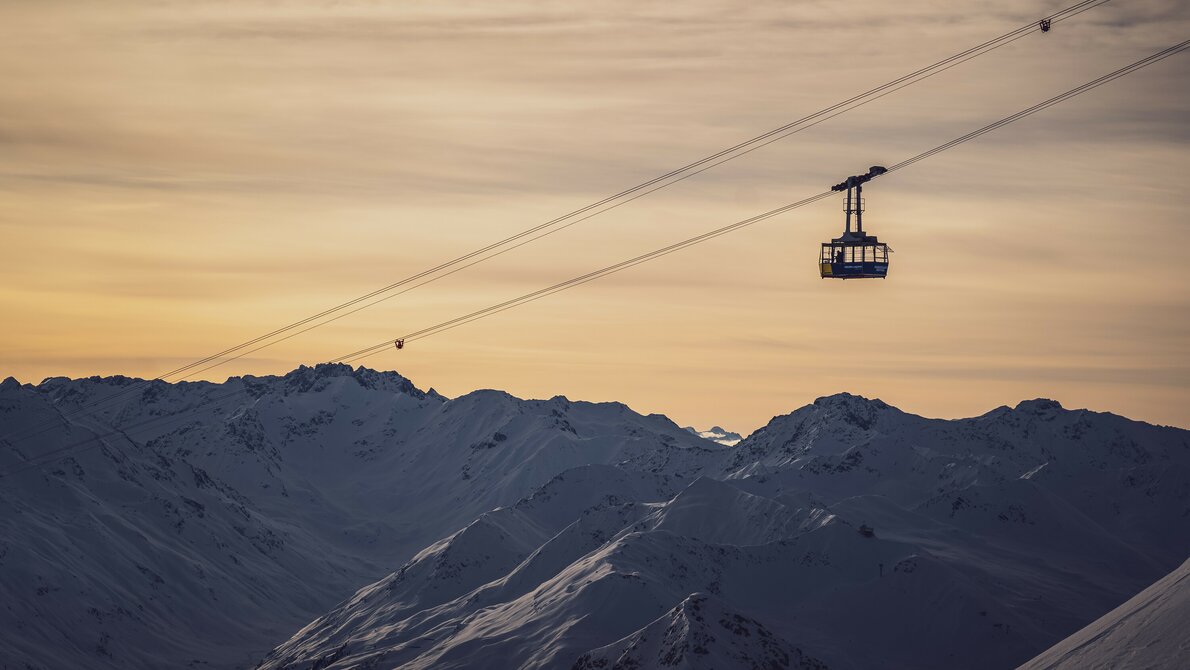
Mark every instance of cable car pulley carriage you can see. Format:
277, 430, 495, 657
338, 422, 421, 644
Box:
820, 166, 891, 279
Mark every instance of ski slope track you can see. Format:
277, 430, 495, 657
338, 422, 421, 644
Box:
1, 367, 1188, 669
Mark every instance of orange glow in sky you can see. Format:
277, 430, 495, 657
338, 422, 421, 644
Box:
1, 1, 1187, 432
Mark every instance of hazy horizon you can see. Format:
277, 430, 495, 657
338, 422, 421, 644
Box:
3, 362, 1184, 435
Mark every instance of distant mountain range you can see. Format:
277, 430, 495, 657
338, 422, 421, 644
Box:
1, 365, 1186, 669
683, 425, 743, 446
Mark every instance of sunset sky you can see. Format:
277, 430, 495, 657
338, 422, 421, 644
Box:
1, 0, 1187, 433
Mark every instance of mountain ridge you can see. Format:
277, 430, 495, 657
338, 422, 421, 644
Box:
252, 375, 1188, 669
2, 366, 1186, 669
0, 365, 712, 668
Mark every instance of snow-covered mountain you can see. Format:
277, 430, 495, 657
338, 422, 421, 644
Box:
683, 425, 743, 446
1019, 556, 1190, 670
258, 392, 1190, 670
573, 593, 829, 670
3, 369, 1187, 669
0, 365, 718, 669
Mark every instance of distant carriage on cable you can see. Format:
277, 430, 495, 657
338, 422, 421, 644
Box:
820, 165, 892, 280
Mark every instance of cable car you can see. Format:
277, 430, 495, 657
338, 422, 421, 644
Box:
820, 166, 891, 279
395, 339, 405, 350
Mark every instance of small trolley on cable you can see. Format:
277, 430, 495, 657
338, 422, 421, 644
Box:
820, 166, 891, 280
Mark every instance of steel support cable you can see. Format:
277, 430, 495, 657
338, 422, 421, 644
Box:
0, 0, 1107, 445
331, 191, 838, 363
336, 39, 1190, 364
152, 22, 1055, 385
125, 0, 1107, 369
885, 40, 1190, 172
6, 25, 1167, 483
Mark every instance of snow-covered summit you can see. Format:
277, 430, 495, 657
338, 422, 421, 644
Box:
683, 425, 743, 446
239, 362, 429, 398
257, 388, 1189, 670
0, 365, 714, 669
573, 592, 828, 670
3, 370, 1187, 669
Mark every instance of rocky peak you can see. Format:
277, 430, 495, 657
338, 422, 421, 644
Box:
1014, 398, 1065, 415
236, 364, 427, 399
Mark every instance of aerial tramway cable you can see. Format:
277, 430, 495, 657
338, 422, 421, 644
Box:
334, 39, 1190, 364
9, 28, 1173, 483
5, 37, 1182, 480
0, 0, 1108, 447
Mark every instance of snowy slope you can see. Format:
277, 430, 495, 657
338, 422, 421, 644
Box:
1018, 556, 1190, 670
258, 484, 1048, 669
4, 371, 1188, 669
573, 593, 828, 670
0, 365, 719, 669
259, 392, 1190, 670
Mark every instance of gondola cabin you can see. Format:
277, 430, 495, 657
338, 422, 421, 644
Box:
820, 234, 889, 279
820, 165, 891, 280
